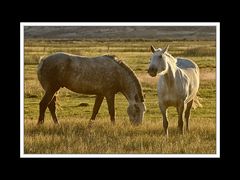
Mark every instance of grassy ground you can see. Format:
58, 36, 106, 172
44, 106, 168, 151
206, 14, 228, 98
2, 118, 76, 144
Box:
23, 39, 216, 154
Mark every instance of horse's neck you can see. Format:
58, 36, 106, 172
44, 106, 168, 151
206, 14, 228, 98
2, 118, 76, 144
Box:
162, 58, 177, 88
121, 75, 139, 104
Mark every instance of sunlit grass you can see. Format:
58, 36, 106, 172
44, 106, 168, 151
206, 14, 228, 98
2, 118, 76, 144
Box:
23, 39, 216, 154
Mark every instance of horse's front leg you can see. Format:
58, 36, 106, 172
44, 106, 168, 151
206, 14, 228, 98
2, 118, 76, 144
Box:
159, 103, 168, 136
90, 95, 104, 120
177, 101, 187, 134
106, 93, 116, 124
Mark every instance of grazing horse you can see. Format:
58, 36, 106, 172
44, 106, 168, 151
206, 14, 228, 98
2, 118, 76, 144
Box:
147, 45, 200, 135
37, 52, 146, 126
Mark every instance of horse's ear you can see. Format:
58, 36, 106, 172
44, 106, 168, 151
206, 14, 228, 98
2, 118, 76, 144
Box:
150, 45, 156, 53
162, 45, 169, 54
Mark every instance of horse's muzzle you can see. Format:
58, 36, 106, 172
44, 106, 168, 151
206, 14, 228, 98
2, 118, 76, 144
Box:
148, 68, 157, 77
131, 121, 141, 126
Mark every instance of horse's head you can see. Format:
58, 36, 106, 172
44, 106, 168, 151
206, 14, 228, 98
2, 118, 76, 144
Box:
148, 45, 169, 77
127, 100, 146, 125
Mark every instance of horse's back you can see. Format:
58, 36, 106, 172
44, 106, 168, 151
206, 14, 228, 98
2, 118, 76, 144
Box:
37, 52, 123, 94
176, 57, 200, 80
176, 57, 200, 103
176, 58, 199, 71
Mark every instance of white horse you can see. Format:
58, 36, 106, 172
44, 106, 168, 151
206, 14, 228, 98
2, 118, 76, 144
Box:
147, 45, 200, 135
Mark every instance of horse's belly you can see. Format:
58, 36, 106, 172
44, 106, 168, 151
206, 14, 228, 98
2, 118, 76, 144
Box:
63, 78, 119, 95
63, 79, 104, 95
66, 86, 102, 95
162, 97, 178, 107
158, 91, 177, 106
71, 85, 103, 95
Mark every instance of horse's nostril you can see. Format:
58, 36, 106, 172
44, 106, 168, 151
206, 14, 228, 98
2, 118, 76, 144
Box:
148, 67, 153, 73
148, 67, 156, 73
148, 67, 157, 77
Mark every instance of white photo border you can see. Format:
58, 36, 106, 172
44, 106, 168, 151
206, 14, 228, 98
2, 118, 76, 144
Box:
20, 22, 220, 158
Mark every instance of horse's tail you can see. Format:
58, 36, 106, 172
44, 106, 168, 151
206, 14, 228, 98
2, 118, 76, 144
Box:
37, 55, 46, 85
192, 96, 203, 109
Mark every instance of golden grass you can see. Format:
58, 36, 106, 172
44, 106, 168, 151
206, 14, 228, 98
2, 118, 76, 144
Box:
24, 117, 216, 154
23, 39, 217, 155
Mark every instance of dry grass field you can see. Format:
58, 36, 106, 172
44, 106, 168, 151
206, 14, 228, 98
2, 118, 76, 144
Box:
23, 39, 216, 154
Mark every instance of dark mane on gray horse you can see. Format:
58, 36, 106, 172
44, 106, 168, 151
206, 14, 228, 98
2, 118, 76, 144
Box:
104, 55, 144, 102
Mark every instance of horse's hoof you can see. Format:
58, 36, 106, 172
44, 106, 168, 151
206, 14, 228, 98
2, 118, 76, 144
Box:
163, 131, 169, 137
178, 130, 184, 135
87, 120, 94, 128
54, 121, 60, 125
37, 121, 44, 125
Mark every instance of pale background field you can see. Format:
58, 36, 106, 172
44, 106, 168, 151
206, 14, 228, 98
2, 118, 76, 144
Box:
23, 26, 216, 154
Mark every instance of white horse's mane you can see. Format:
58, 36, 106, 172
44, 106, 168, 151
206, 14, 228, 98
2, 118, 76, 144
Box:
165, 52, 177, 64
154, 48, 177, 64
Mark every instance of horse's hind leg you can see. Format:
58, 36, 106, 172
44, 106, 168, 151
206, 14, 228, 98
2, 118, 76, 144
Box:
159, 103, 168, 136
48, 96, 59, 124
185, 100, 193, 132
106, 93, 115, 124
38, 88, 58, 125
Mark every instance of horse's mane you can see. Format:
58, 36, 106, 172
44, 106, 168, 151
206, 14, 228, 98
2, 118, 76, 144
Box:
104, 55, 144, 102
165, 52, 177, 64
164, 52, 177, 64
155, 49, 177, 64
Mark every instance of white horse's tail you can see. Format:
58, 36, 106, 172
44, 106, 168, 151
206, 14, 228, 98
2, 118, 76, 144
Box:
192, 96, 203, 109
